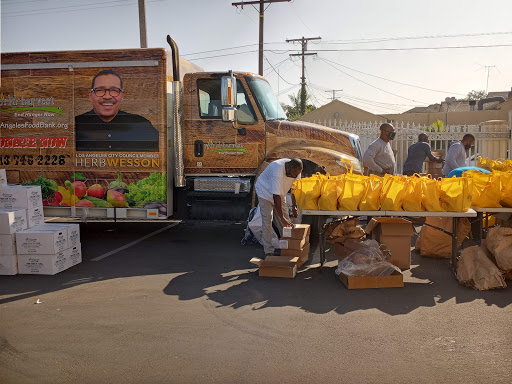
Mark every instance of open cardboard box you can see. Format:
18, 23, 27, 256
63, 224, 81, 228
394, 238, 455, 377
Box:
365, 217, 414, 270
339, 270, 404, 289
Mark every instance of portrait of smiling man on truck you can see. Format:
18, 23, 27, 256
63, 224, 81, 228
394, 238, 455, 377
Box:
75, 69, 159, 151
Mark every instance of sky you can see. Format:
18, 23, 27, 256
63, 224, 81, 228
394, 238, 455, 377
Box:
2, 0, 512, 117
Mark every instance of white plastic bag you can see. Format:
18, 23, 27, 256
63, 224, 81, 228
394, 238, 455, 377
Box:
247, 205, 281, 249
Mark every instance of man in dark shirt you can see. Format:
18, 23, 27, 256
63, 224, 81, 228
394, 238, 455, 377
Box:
402, 133, 442, 176
75, 69, 159, 151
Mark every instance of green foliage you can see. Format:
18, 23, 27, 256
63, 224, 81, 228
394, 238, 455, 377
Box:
427, 119, 446, 132
21, 174, 58, 198
125, 172, 167, 206
466, 90, 488, 101
70, 173, 85, 180
281, 89, 317, 121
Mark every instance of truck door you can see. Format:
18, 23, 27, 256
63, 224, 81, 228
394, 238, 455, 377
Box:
183, 74, 263, 175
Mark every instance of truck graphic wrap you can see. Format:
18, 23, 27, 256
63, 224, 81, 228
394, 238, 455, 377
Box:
0, 49, 168, 216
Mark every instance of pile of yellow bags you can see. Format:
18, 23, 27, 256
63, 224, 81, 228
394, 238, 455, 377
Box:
462, 170, 512, 208
477, 156, 512, 172
293, 166, 512, 212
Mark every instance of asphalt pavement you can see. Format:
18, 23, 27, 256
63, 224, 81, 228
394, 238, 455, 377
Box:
1, 219, 511, 384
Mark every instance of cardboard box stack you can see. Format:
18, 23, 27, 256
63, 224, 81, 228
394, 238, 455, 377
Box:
250, 224, 311, 278
0, 182, 37, 275
16, 223, 82, 275
0, 177, 82, 275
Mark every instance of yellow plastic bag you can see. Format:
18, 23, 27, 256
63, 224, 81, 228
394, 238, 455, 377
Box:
293, 173, 325, 211
318, 175, 342, 211
477, 156, 493, 171
359, 174, 383, 211
499, 171, 512, 208
402, 175, 424, 211
335, 160, 368, 212
464, 170, 501, 208
380, 176, 408, 211
420, 176, 445, 212
439, 176, 473, 212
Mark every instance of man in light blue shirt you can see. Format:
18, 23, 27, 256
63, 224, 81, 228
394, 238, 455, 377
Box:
442, 134, 475, 177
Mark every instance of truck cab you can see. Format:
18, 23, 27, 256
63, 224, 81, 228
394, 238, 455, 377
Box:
174, 70, 362, 220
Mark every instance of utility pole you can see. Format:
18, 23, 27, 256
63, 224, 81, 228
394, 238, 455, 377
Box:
326, 89, 343, 100
232, 0, 291, 76
287, 36, 321, 115
138, 0, 147, 48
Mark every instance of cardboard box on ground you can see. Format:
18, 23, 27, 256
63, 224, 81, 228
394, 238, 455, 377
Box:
250, 224, 310, 278
335, 239, 404, 289
364, 217, 414, 270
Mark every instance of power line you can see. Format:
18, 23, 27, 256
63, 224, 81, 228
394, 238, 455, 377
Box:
308, 83, 421, 107
277, 84, 301, 96
182, 41, 286, 56
264, 57, 290, 75
322, 31, 512, 45
3, 0, 134, 15
300, 43, 512, 52
318, 57, 430, 104
184, 50, 259, 61
264, 55, 298, 86
319, 56, 466, 96
2, 0, 168, 17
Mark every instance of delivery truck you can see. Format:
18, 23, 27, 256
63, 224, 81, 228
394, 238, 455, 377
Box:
0, 36, 362, 221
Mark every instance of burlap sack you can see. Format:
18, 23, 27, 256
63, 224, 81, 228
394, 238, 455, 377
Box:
457, 246, 507, 290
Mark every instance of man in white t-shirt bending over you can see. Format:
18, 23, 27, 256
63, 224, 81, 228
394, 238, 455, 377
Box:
255, 158, 303, 257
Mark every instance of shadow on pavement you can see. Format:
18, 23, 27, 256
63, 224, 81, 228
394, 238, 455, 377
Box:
1, 221, 511, 316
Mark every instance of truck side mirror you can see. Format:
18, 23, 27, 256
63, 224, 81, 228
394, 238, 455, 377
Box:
221, 75, 237, 122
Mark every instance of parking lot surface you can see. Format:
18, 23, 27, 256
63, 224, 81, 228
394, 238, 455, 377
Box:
1, 220, 511, 384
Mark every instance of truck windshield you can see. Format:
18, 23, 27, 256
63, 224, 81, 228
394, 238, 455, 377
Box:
245, 77, 287, 121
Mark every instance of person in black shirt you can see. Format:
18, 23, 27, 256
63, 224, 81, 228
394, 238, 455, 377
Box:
75, 69, 159, 151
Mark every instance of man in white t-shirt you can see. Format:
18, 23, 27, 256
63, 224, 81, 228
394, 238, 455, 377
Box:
255, 158, 303, 256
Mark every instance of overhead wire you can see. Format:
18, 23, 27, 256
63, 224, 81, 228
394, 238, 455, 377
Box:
321, 31, 512, 45
1, 0, 168, 17
318, 57, 430, 104
307, 83, 412, 113
318, 57, 466, 96
264, 56, 299, 86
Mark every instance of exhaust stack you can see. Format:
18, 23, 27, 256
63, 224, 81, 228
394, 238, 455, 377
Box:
167, 35, 185, 188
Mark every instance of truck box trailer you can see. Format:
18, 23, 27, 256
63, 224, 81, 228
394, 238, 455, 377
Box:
0, 36, 362, 221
